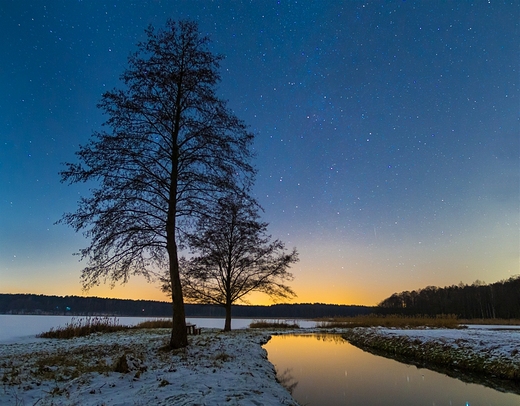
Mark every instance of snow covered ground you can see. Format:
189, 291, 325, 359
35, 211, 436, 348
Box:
342, 325, 520, 389
2, 325, 519, 405
372, 326, 520, 363
0, 328, 299, 405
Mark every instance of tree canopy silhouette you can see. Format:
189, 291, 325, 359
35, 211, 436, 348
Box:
164, 195, 298, 331
378, 275, 520, 319
59, 20, 255, 349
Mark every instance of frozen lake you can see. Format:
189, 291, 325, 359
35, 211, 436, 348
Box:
0, 314, 316, 343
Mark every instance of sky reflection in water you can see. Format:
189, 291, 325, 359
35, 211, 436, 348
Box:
264, 334, 519, 406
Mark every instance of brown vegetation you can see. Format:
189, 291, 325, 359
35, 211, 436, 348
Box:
37, 317, 128, 339
134, 319, 173, 329
460, 318, 520, 326
249, 320, 300, 329
37, 317, 174, 339
317, 314, 460, 329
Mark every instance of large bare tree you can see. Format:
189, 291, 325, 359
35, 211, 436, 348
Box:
169, 195, 298, 331
59, 20, 255, 349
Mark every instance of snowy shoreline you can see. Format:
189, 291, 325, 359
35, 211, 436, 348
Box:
342, 326, 520, 394
0, 328, 299, 405
2, 326, 520, 404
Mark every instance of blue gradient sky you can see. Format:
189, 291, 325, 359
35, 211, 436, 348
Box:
1, 1, 518, 305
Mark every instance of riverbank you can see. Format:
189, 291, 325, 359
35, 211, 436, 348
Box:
3, 326, 519, 404
343, 326, 520, 394
0, 328, 298, 405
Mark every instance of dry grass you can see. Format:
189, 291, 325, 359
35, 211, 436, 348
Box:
38, 317, 175, 339
134, 318, 173, 329
37, 316, 129, 339
1, 331, 159, 387
249, 320, 300, 329
317, 314, 461, 329
459, 318, 520, 326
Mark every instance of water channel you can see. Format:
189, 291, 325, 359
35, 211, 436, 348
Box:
264, 334, 519, 406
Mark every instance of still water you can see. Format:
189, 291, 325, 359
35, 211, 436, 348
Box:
264, 334, 519, 406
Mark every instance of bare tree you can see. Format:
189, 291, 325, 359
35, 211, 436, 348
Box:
59, 20, 255, 349
166, 195, 298, 331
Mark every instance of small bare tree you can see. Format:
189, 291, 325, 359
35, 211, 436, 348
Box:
59, 20, 254, 349
165, 195, 298, 331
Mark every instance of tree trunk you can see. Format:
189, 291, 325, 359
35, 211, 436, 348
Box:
168, 101, 187, 349
169, 242, 188, 349
167, 140, 187, 348
224, 302, 232, 332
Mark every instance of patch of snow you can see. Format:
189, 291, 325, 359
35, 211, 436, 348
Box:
373, 326, 520, 362
0, 328, 299, 405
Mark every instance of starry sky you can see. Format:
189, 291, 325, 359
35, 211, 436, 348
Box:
1, 1, 518, 306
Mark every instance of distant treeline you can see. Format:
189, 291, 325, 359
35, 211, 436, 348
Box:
378, 275, 520, 319
0, 294, 373, 319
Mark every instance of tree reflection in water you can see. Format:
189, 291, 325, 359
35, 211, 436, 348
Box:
275, 367, 298, 394
312, 333, 347, 344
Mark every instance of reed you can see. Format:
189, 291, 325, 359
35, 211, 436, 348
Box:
134, 319, 173, 329
459, 318, 520, 326
317, 314, 460, 329
249, 320, 300, 329
37, 316, 128, 339
38, 317, 178, 339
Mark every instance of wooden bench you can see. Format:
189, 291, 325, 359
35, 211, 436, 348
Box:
186, 323, 202, 335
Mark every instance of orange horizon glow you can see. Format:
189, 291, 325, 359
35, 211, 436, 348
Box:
4, 269, 518, 308
2, 232, 517, 308
1, 277, 385, 307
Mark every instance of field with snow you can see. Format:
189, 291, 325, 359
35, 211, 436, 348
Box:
1, 325, 519, 404
0, 328, 298, 405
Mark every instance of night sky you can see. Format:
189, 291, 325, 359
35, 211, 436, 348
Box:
1, 1, 518, 306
